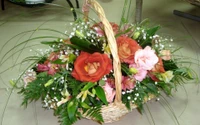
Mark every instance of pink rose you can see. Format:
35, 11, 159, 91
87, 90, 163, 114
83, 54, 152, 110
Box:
102, 82, 116, 103
122, 76, 135, 90
129, 63, 147, 81
134, 46, 159, 70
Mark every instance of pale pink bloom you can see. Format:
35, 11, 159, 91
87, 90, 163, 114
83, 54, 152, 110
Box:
23, 70, 36, 87
121, 76, 135, 90
160, 50, 171, 60
129, 63, 147, 81
48, 52, 59, 61
121, 23, 134, 36
134, 46, 159, 70
82, 0, 90, 12
102, 82, 116, 103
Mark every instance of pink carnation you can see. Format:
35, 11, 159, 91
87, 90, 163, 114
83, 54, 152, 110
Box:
129, 63, 147, 81
121, 76, 135, 90
37, 61, 60, 76
102, 82, 116, 103
134, 46, 159, 70
37, 64, 49, 72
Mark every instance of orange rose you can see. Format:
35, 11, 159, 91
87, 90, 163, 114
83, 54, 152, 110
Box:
151, 57, 165, 73
149, 58, 165, 81
117, 36, 141, 64
72, 52, 112, 82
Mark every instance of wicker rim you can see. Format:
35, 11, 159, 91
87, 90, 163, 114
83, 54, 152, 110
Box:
83, 0, 122, 103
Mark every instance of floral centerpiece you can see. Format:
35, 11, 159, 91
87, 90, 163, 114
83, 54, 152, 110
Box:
8, 0, 195, 125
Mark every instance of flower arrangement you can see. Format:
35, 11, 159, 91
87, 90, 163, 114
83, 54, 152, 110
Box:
7, 0, 196, 125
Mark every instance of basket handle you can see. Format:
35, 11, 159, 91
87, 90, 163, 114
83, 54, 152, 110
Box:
83, 0, 122, 103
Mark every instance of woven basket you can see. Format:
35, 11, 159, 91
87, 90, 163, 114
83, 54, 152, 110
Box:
82, 0, 154, 123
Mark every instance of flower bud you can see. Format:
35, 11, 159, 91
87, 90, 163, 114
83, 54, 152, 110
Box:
129, 68, 138, 74
133, 32, 140, 39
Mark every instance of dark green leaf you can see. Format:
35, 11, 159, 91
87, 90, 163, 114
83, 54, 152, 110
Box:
37, 72, 48, 77
146, 25, 160, 36
140, 25, 161, 47
70, 36, 102, 53
67, 99, 78, 121
95, 86, 108, 105
41, 41, 58, 45
121, 63, 132, 75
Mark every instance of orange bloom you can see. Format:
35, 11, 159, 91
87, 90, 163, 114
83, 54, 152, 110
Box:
117, 36, 141, 64
72, 52, 112, 82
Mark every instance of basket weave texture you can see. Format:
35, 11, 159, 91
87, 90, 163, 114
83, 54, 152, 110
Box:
82, 0, 154, 123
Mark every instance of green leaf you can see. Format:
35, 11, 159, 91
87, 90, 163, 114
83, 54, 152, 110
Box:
9, 80, 16, 87
52, 59, 67, 64
85, 106, 104, 123
69, 54, 76, 63
140, 25, 161, 47
121, 63, 132, 75
37, 72, 48, 78
44, 79, 54, 87
67, 99, 78, 121
146, 25, 161, 36
82, 82, 96, 91
163, 60, 178, 71
41, 41, 58, 45
95, 86, 108, 105
70, 36, 102, 53
139, 19, 150, 27
80, 102, 90, 109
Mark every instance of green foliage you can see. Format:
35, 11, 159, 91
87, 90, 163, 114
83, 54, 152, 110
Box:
121, 63, 132, 76
18, 72, 51, 107
41, 40, 59, 45
82, 82, 96, 91
84, 106, 104, 123
94, 86, 108, 105
58, 103, 78, 125
122, 78, 161, 113
67, 78, 84, 96
70, 36, 103, 54
138, 25, 161, 48
163, 60, 178, 71
67, 99, 78, 121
